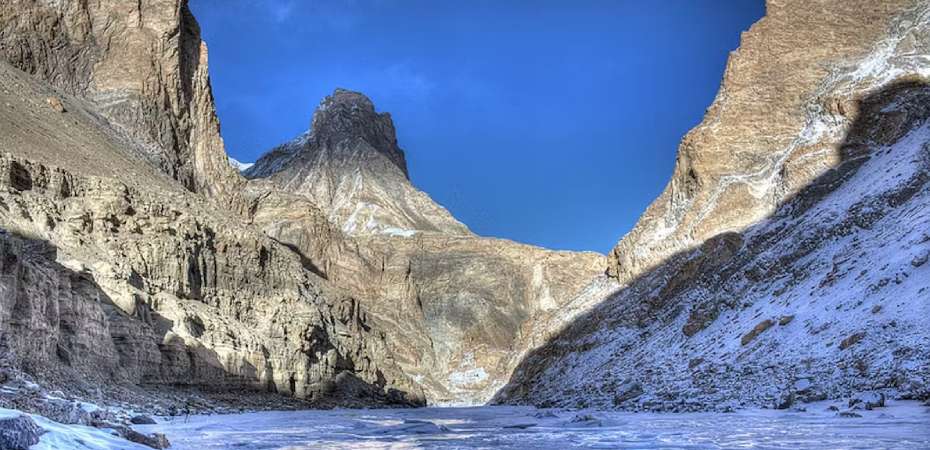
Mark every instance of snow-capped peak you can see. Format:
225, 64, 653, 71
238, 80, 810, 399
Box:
228, 156, 254, 172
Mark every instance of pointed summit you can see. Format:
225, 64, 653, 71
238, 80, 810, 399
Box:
309, 88, 409, 178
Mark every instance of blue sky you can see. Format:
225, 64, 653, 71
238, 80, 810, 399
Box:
191, 1, 764, 253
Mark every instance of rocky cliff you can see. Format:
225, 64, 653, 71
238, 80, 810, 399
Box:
0, 0, 242, 199
607, 0, 930, 283
3, 0, 925, 419
0, 0, 423, 410
495, 0, 930, 410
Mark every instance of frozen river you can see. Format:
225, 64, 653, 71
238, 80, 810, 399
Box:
134, 401, 930, 449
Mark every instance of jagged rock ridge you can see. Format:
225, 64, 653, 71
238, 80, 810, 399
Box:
0, 0, 242, 200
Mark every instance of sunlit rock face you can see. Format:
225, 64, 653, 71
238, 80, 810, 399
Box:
5, 0, 924, 415
246, 89, 608, 405
496, 0, 930, 410
0, 0, 606, 409
0, 0, 242, 199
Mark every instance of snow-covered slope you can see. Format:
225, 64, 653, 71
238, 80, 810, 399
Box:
495, 0, 930, 410
495, 81, 930, 410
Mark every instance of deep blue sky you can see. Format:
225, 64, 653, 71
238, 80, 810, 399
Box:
191, 1, 764, 253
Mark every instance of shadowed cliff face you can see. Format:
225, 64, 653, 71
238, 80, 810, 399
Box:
495, 0, 930, 410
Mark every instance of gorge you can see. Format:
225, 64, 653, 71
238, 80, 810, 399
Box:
0, 0, 928, 448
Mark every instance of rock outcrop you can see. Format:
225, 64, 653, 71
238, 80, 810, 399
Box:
607, 0, 930, 283
495, 0, 930, 410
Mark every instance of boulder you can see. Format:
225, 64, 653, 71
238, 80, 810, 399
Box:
568, 414, 602, 427
121, 427, 170, 449
385, 419, 449, 435
839, 332, 867, 350
0, 415, 43, 450
130, 415, 157, 425
532, 410, 558, 419
741, 319, 774, 346
613, 381, 644, 406
774, 392, 794, 410
849, 392, 885, 410
45, 96, 65, 113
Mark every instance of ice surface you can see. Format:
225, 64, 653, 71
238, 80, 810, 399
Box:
134, 402, 930, 449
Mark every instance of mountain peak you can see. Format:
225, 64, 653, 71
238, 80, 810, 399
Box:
321, 88, 376, 111
310, 88, 408, 178
245, 89, 469, 237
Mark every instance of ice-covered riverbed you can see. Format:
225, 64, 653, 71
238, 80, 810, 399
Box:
135, 401, 930, 449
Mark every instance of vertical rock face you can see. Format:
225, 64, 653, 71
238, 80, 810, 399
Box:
246, 89, 470, 237
496, 0, 930, 409
0, 0, 241, 199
